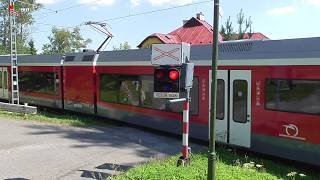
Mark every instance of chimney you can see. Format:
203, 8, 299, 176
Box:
183, 20, 188, 26
196, 12, 205, 21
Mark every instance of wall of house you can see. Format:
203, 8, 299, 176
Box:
140, 37, 163, 49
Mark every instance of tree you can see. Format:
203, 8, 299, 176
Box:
220, 9, 253, 41
113, 42, 131, 51
0, 0, 42, 54
42, 27, 91, 54
28, 39, 36, 55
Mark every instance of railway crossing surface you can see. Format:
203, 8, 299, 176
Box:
0, 118, 203, 179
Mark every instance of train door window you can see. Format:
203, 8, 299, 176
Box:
233, 80, 248, 123
100, 74, 120, 103
266, 79, 320, 114
0, 70, 2, 89
4, 70, 7, 89
216, 79, 225, 120
119, 79, 140, 106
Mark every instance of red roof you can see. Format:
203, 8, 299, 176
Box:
138, 16, 269, 48
243, 32, 269, 40
138, 17, 222, 48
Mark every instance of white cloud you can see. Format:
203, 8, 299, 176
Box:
36, 0, 58, 5
306, 0, 320, 7
78, 0, 115, 6
131, 0, 141, 7
267, 6, 296, 16
147, 0, 194, 6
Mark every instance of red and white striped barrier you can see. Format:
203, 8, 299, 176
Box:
182, 100, 189, 159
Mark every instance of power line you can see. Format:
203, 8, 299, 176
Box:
30, 0, 213, 34
34, 0, 105, 19
99, 0, 213, 23
16, 0, 57, 13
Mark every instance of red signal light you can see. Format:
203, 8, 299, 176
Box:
155, 69, 165, 79
169, 69, 179, 80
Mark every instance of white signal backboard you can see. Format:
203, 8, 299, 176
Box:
151, 43, 190, 66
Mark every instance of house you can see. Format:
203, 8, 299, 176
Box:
138, 12, 269, 48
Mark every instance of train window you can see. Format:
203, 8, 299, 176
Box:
19, 71, 56, 94
119, 80, 140, 106
216, 79, 225, 120
0, 70, 2, 89
100, 74, 120, 103
99, 74, 199, 115
233, 80, 248, 123
82, 55, 94, 62
266, 79, 320, 115
4, 71, 7, 89
140, 76, 167, 110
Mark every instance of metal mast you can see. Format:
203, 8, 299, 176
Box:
9, 0, 19, 104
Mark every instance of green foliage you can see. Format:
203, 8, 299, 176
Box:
113, 149, 319, 180
0, 109, 112, 127
42, 27, 91, 54
0, 0, 42, 55
113, 42, 131, 51
28, 39, 37, 55
220, 9, 253, 41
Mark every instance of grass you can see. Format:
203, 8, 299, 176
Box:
0, 109, 319, 180
0, 109, 113, 127
112, 148, 320, 180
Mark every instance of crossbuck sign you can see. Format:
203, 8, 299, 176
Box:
151, 43, 190, 65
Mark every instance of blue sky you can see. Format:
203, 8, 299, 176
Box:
29, 0, 320, 52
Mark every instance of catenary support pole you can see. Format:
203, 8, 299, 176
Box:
208, 0, 220, 179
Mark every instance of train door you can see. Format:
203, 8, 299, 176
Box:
209, 70, 228, 143
3, 67, 8, 99
229, 70, 251, 148
209, 70, 251, 148
0, 67, 3, 98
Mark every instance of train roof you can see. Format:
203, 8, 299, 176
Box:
0, 55, 9, 66
96, 37, 320, 66
18, 54, 63, 66
0, 54, 63, 66
64, 51, 97, 65
0, 37, 319, 67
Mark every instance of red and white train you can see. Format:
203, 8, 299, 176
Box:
0, 37, 319, 166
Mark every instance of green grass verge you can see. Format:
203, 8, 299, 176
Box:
0, 109, 113, 127
112, 148, 320, 180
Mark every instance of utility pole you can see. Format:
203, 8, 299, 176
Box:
9, 0, 19, 104
208, 0, 220, 180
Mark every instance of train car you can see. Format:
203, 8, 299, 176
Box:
95, 37, 320, 166
18, 54, 64, 109
63, 52, 98, 114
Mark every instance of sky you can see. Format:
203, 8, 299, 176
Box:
28, 0, 320, 52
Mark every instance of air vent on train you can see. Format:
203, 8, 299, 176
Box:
82, 55, 95, 62
219, 42, 253, 53
64, 56, 75, 62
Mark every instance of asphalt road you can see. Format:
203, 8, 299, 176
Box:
0, 117, 202, 180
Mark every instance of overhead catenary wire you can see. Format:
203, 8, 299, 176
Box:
30, 0, 213, 34
15, 0, 58, 13
33, 0, 106, 19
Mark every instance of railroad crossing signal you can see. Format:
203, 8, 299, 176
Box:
153, 66, 181, 98
151, 43, 194, 167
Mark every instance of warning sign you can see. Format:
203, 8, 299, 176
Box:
151, 43, 190, 66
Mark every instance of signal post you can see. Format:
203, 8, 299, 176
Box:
151, 43, 194, 166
